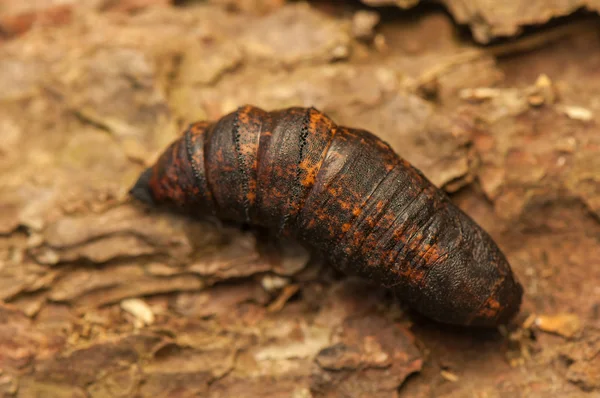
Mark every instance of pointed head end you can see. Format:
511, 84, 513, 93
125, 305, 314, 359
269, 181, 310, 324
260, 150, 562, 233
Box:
129, 167, 155, 205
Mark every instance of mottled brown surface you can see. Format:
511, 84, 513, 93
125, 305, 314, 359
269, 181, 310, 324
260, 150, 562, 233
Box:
0, 1, 599, 397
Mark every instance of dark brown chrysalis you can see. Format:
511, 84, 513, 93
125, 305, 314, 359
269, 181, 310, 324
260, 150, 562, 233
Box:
130, 105, 523, 327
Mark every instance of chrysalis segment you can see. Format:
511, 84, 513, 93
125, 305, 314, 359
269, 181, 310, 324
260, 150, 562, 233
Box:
185, 121, 218, 216
283, 108, 337, 234
131, 122, 210, 213
296, 128, 396, 258
204, 111, 245, 221
235, 105, 268, 224
254, 108, 309, 231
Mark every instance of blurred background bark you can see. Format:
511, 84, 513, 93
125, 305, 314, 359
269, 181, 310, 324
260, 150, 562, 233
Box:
0, 0, 598, 396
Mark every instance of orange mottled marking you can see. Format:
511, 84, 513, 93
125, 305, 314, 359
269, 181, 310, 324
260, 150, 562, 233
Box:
475, 296, 501, 319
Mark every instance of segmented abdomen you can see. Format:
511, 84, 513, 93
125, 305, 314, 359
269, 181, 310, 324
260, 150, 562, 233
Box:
134, 105, 523, 327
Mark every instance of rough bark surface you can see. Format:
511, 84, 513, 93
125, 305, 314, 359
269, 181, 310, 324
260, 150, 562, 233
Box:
362, 0, 600, 43
0, 1, 598, 397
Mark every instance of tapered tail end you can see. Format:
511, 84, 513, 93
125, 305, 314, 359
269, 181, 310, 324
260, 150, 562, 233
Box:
492, 278, 524, 326
469, 274, 524, 328
129, 167, 155, 205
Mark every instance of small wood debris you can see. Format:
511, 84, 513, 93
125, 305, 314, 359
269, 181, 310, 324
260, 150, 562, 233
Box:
121, 298, 155, 327
535, 313, 582, 339
527, 74, 556, 106
267, 284, 300, 312
261, 274, 290, 292
559, 105, 594, 122
459, 87, 501, 101
352, 10, 380, 41
441, 369, 460, 382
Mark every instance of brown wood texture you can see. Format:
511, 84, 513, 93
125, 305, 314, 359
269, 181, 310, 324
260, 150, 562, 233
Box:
0, 1, 598, 397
